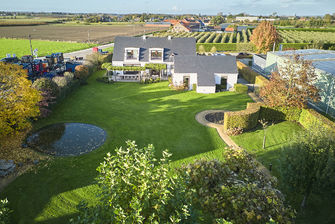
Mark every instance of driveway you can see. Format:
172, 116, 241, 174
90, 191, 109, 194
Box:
63, 43, 114, 60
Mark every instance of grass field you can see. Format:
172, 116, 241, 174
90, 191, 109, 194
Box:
0, 38, 97, 58
0, 24, 167, 44
231, 121, 335, 224
1, 71, 252, 224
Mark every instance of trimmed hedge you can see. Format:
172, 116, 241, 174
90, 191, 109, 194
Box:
224, 103, 260, 132
237, 61, 269, 86
234, 83, 248, 93
196, 43, 237, 52
259, 106, 302, 122
299, 109, 335, 136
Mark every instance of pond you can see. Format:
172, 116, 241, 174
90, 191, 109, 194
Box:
26, 123, 107, 156
205, 112, 225, 125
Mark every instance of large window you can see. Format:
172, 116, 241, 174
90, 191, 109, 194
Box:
125, 48, 139, 60
150, 49, 163, 61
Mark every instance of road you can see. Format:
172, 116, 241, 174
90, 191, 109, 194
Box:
63, 43, 114, 60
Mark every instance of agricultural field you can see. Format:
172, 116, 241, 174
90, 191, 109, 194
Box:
154, 29, 335, 45
0, 24, 167, 44
0, 38, 97, 58
154, 30, 252, 43
278, 30, 335, 43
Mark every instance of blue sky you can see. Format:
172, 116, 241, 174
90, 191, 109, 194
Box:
2, 0, 334, 16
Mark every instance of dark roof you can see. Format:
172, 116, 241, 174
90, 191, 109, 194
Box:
174, 55, 237, 86
113, 36, 196, 62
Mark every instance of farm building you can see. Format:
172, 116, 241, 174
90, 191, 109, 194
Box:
110, 36, 238, 93
265, 49, 335, 117
235, 16, 259, 22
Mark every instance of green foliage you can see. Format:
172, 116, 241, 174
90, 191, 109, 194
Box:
71, 140, 190, 224
234, 83, 248, 93
145, 63, 167, 70
0, 38, 96, 58
0, 198, 12, 224
182, 148, 295, 224
52, 76, 68, 89
282, 128, 335, 207
192, 83, 197, 91
86, 52, 113, 70
102, 63, 145, 71
198, 45, 206, 54
259, 106, 302, 122
196, 43, 237, 52
210, 46, 217, 53
236, 61, 268, 86
250, 21, 279, 53
299, 109, 335, 136
0, 63, 41, 137
32, 77, 58, 97
224, 103, 260, 132
63, 72, 74, 82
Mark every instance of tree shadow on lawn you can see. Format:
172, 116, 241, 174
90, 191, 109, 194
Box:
2, 81, 252, 224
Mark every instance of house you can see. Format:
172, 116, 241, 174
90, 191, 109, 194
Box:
173, 55, 238, 93
235, 16, 259, 22
110, 36, 238, 94
264, 49, 335, 117
171, 22, 191, 32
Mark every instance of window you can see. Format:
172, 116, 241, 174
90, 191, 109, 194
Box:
125, 48, 139, 60
150, 49, 163, 61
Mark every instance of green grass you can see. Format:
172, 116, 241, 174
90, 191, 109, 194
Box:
1, 71, 252, 224
231, 121, 335, 224
0, 38, 97, 58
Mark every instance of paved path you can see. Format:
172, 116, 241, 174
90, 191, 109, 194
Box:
63, 43, 114, 60
195, 109, 272, 178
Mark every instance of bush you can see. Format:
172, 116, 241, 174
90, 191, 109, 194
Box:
193, 83, 197, 91
86, 52, 113, 70
32, 77, 58, 97
237, 61, 259, 84
70, 141, 190, 224
52, 76, 68, 89
196, 43, 237, 52
182, 148, 295, 223
223, 103, 260, 132
0, 198, 12, 224
74, 65, 90, 82
259, 105, 302, 122
234, 83, 248, 93
63, 72, 74, 82
299, 109, 335, 136
255, 75, 269, 86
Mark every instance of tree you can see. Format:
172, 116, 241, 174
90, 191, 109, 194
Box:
198, 45, 206, 54
0, 63, 41, 137
70, 141, 190, 224
260, 55, 320, 108
282, 128, 335, 208
250, 21, 279, 53
210, 46, 217, 54
323, 14, 332, 23
259, 119, 269, 149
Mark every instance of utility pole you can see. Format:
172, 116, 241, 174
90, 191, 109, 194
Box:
28, 34, 33, 56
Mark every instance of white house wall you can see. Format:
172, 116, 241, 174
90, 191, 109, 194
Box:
197, 86, 216, 94
172, 73, 197, 89
214, 73, 238, 90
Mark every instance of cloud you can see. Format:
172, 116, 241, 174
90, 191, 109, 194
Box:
172, 5, 181, 12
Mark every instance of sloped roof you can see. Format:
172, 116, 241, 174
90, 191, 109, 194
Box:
113, 36, 196, 62
174, 55, 238, 86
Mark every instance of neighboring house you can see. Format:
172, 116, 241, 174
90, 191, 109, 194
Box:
173, 55, 238, 93
171, 22, 191, 32
264, 49, 335, 117
110, 36, 239, 94
235, 16, 259, 22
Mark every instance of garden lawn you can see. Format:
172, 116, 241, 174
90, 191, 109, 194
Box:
231, 121, 335, 224
0, 38, 97, 58
1, 70, 252, 224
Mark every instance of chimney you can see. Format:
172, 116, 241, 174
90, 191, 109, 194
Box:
142, 35, 146, 40
168, 36, 172, 40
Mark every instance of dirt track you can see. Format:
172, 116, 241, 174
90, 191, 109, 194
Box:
0, 24, 167, 44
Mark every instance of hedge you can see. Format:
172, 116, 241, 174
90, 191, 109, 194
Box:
236, 61, 269, 86
299, 109, 335, 136
234, 83, 248, 93
259, 106, 302, 122
196, 43, 237, 52
224, 103, 260, 132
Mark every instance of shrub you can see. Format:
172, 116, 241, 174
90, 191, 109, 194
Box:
70, 141, 190, 224
63, 72, 74, 82
32, 77, 58, 97
234, 83, 248, 93
52, 76, 68, 89
182, 148, 295, 223
0, 198, 12, 224
299, 109, 335, 136
196, 43, 237, 52
198, 45, 206, 54
210, 46, 217, 54
237, 61, 258, 84
223, 103, 260, 132
259, 105, 302, 122
193, 83, 197, 91
86, 52, 113, 70
225, 127, 243, 136
74, 65, 90, 82
255, 75, 269, 86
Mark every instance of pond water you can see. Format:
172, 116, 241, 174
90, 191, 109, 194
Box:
205, 112, 225, 125
26, 123, 107, 156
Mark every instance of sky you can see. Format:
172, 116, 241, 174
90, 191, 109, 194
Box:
1, 0, 335, 16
